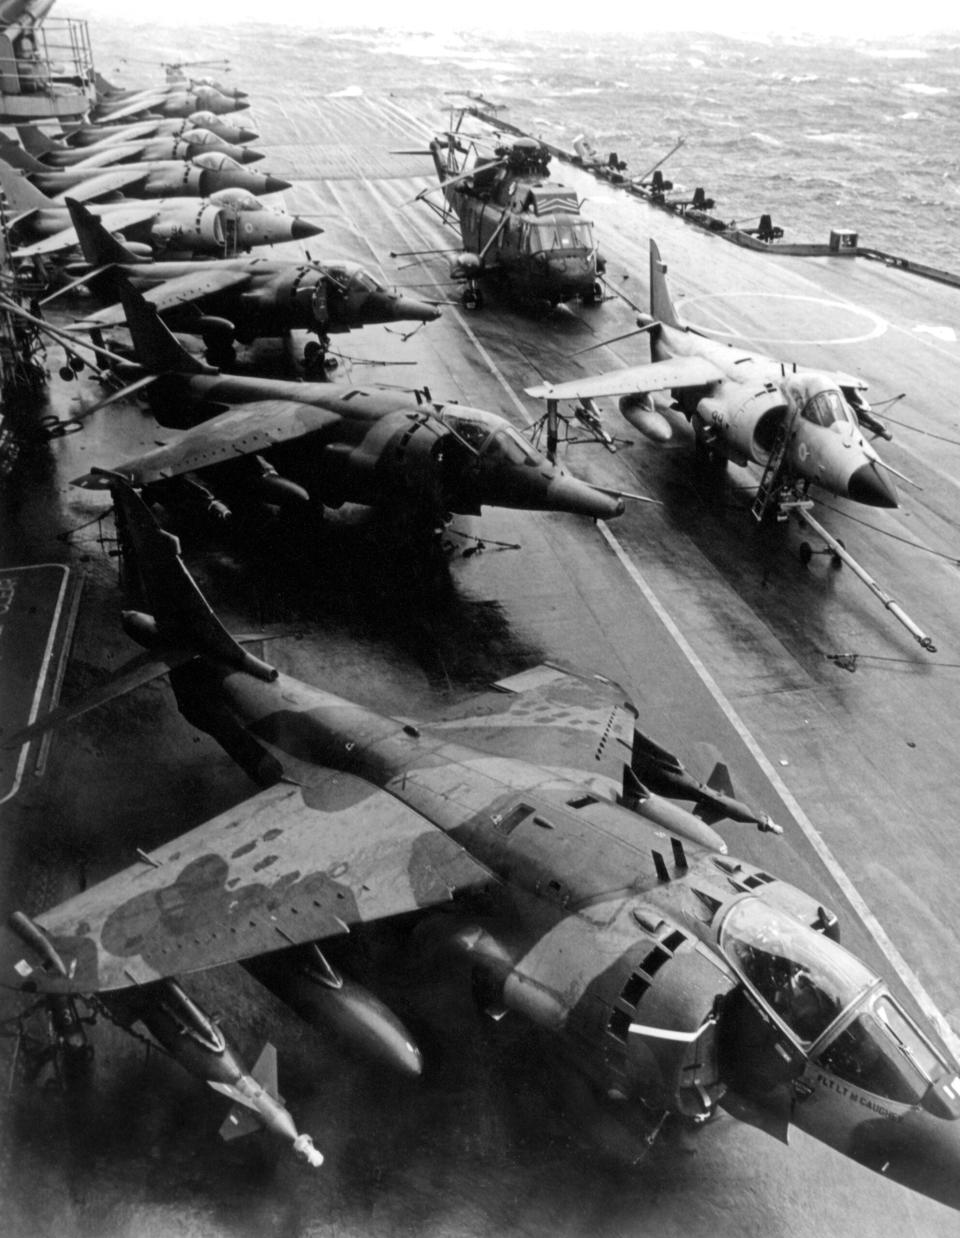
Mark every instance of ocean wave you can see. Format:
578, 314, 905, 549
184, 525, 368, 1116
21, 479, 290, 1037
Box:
900, 82, 949, 95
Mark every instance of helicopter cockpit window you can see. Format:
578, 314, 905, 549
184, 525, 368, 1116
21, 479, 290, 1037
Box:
721, 898, 875, 1045
526, 223, 591, 253
800, 389, 856, 431
555, 223, 591, 249
816, 994, 944, 1105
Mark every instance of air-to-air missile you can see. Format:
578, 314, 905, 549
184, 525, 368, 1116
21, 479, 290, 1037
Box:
4, 482, 960, 1209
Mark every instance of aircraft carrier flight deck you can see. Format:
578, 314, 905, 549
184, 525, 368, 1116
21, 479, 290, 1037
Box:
2, 33, 960, 1238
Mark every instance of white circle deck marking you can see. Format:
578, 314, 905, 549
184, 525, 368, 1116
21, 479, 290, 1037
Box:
680, 292, 888, 347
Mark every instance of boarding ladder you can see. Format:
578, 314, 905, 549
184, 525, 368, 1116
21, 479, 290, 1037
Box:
751, 407, 800, 522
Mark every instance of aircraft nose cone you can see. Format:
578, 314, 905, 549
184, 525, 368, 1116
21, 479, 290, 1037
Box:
263, 174, 292, 193
547, 472, 624, 520
238, 147, 265, 164
850, 1106, 960, 1212
231, 99, 251, 112
394, 296, 441, 323
291, 216, 324, 241
847, 462, 898, 508
237, 128, 260, 143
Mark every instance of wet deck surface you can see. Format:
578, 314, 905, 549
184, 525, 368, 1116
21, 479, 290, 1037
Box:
2, 51, 960, 1238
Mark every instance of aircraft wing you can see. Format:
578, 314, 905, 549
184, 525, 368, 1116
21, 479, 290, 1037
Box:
50, 168, 150, 205
1, 779, 492, 995
525, 355, 723, 401
421, 662, 639, 791
76, 266, 254, 328
72, 399, 341, 488
97, 91, 170, 124
12, 205, 159, 259
67, 145, 142, 170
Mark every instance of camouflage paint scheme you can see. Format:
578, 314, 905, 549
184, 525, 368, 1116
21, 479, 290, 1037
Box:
71, 285, 623, 525
5, 486, 960, 1207
65, 196, 439, 339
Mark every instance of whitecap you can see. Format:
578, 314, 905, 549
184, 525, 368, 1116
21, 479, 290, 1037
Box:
901, 82, 948, 96
749, 132, 783, 147
861, 48, 930, 60
327, 85, 362, 97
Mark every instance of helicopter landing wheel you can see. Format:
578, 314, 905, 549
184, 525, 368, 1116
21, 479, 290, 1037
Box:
462, 287, 483, 311
799, 541, 813, 567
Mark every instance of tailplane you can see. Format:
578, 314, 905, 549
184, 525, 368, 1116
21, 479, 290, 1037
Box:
649, 239, 683, 330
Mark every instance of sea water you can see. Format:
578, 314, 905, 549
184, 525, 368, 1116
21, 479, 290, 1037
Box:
84, 19, 960, 271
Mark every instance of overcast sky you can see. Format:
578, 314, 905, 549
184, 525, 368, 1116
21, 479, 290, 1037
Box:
69, 0, 959, 37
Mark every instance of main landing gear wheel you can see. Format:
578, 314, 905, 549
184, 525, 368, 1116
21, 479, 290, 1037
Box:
303, 340, 338, 379
694, 434, 727, 502
584, 281, 603, 305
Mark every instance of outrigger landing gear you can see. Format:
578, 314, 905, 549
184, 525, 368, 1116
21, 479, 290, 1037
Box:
461, 282, 483, 311
529, 397, 629, 463
793, 507, 936, 653
1, 996, 95, 1091
303, 336, 338, 379
799, 537, 845, 570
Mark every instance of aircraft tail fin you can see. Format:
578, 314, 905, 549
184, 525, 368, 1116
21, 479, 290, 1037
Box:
250, 1042, 280, 1094
0, 133, 47, 174
106, 474, 278, 681
649, 239, 683, 330
17, 124, 57, 158
0, 159, 55, 213
117, 278, 216, 375
94, 71, 126, 99
66, 196, 143, 267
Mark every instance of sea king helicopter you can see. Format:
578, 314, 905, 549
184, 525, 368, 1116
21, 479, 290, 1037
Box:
402, 113, 604, 311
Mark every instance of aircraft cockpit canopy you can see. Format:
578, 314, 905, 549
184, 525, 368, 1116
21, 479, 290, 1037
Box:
721, 897, 960, 1115
786, 376, 858, 433
441, 411, 540, 465
209, 188, 262, 211
816, 992, 957, 1111
721, 897, 874, 1046
181, 128, 221, 147
191, 152, 243, 171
